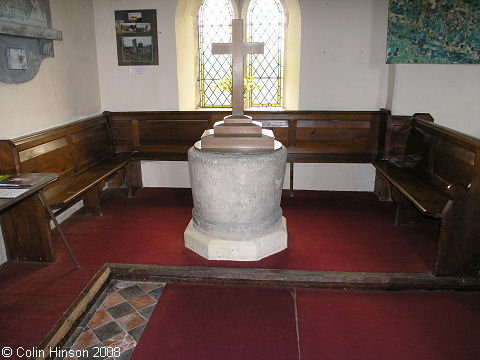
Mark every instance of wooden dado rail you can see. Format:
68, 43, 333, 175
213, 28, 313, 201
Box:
0, 109, 478, 277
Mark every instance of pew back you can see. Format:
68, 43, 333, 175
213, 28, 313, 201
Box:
0, 114, 129, 211
403, 118, 480, 193
0, 114, 114, 182
107, 110, 382, 163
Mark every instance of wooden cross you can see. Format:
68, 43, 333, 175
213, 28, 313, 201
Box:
212, 19, 264, 120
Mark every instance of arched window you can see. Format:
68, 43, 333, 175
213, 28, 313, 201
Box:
176, 0, 300, 110
197, 0, 285, 109
198, 0, 234, 108
246, 0, 285, 108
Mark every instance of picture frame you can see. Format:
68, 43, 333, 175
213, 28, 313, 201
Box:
114, 9, 158, 66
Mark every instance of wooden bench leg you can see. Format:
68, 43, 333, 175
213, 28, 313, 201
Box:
287, 161, 294, 198
126, 160, 143, 198
374, 170, 392, 201
1, 194, 55, 262
83, 181, 105, 216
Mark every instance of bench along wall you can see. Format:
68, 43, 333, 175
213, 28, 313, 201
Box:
108, 110, 384, 193
107, 109, 480, 278
0, 114, 130, 262
0, 109, 479, 276
0, 0, 101, 264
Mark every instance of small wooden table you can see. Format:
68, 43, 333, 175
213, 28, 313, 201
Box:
0, 173, 79, 268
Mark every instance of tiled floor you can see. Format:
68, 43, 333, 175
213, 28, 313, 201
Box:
56, 280, 165, 360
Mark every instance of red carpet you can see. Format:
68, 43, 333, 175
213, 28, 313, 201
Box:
53, 187, 437, 273
132, 283, 299, 360
296, 289, 480, 360
0, 188, 441, 356
131, 284, 480, 360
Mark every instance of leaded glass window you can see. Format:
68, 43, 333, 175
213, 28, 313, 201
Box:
198, 0, 234, 108
247, 0, 284, 108
197, 0, 285, 108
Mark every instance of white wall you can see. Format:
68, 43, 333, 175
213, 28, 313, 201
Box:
93, 0, 179, 111
296, 0, 389, 192
391, 64, 480, 138
298, 0, 389, 110
0, 0, 101, 139
92, 0, 389, 190
0, 0, 101, 264
142, 161, 291, 189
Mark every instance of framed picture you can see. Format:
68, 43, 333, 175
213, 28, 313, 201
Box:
115, 9, 158, 66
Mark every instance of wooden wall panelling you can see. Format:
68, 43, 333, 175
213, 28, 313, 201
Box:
138, 120, 207, 147
70, 122, 113, 172
105, 109, 135, 153
108, 111, 385, 162
18, 136, 74, 180
295, 119, 372, 153
109, 119, 134, 152
107, 110, 387, 192
257, 119, 289, 147
132, 119, 140, 149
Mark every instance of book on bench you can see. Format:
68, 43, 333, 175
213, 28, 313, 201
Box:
0, 174, 45, 188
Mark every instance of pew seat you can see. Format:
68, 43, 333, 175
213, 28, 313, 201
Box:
374, 159, 450, 218
374, 115, 480, 277
43, 152, 130, 211
0, 114, 130, 261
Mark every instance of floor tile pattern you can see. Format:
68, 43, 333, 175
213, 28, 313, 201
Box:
56, 280, 165, 360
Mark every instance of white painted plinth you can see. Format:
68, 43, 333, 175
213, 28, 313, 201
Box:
185, 217, 287, 261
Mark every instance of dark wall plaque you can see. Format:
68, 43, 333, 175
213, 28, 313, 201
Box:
0, 0, 62, 83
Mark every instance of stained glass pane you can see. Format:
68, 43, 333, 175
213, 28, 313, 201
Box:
198, 0, 233, 107
247, 0, 285, 108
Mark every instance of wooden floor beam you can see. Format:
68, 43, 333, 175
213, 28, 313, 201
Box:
108, 264, 480, 292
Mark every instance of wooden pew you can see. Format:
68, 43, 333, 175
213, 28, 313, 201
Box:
107, 110, 383, 195
2, 109, 478, 276
0, 114, 130, 261
374, 114, 480, 277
